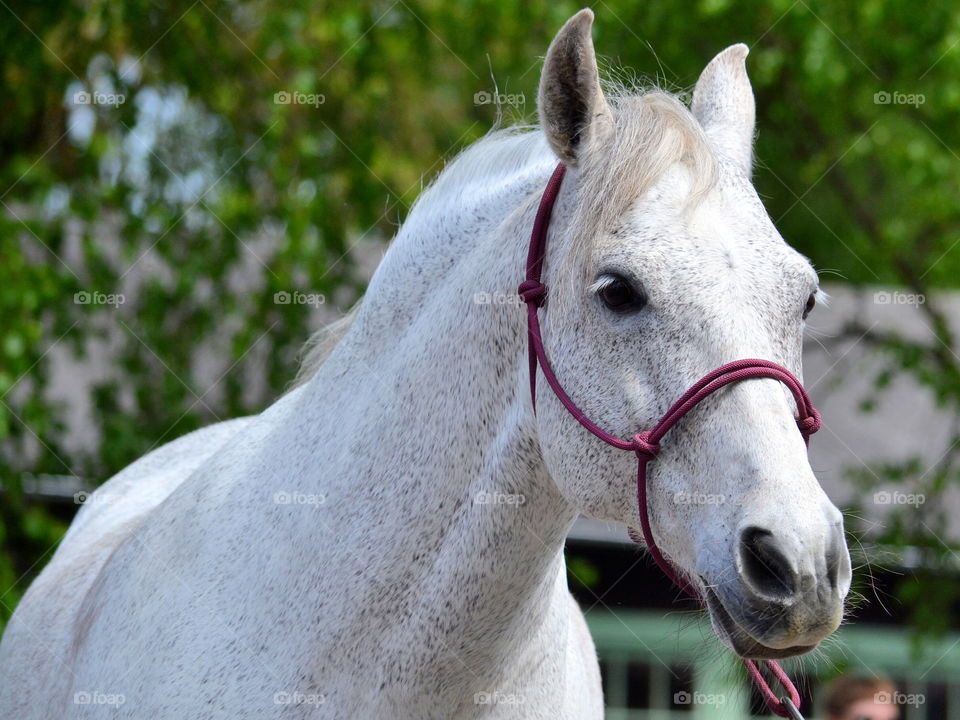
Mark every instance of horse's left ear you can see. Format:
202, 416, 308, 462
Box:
691, 44, 755, 176
538, 9, 613, 166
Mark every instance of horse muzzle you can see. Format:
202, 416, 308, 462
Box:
702, 517, 851, 660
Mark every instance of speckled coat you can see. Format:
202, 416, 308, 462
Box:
0, 9, 849, 719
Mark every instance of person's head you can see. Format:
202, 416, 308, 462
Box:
822, 675, 899, 720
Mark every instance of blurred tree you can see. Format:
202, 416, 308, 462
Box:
2, 0, 960, 634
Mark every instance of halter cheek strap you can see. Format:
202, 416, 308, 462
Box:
519, 162, 818, 719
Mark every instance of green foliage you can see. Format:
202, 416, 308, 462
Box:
3, 0, 960, 633
567, 554, 601, 592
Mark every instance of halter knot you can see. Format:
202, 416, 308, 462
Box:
632, 431, 660, 460
517, 280, 547, 307
798, 409, 821, 436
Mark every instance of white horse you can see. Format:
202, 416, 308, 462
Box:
0, 9, 850, 718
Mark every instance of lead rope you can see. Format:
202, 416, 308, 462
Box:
518, 162, 815, 718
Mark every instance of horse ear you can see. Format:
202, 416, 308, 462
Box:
691, 44, 756, 176
538, 9, 612, 166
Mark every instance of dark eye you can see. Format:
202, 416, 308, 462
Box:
802, 293, 816, 320
597, 274, 647, 313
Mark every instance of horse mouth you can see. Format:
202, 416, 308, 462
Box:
703, 586, 817, 660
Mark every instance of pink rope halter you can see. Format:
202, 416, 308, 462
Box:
518, 163, 820, 719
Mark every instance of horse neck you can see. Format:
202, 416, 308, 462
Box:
297, 137, 580, 664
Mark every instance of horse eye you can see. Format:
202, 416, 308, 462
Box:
598, 275, 646, 313
802, 293, 816, 320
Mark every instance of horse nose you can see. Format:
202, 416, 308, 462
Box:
737, 522, 850, 603
737, 526, 799, 600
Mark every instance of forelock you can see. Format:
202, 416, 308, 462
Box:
556, 88, 718, 289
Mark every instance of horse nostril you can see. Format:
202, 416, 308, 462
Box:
738, 526, 798, 600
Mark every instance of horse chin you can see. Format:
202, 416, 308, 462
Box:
703, 586, 819, 661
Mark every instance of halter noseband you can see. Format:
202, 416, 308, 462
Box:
519, 162, 820, 719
